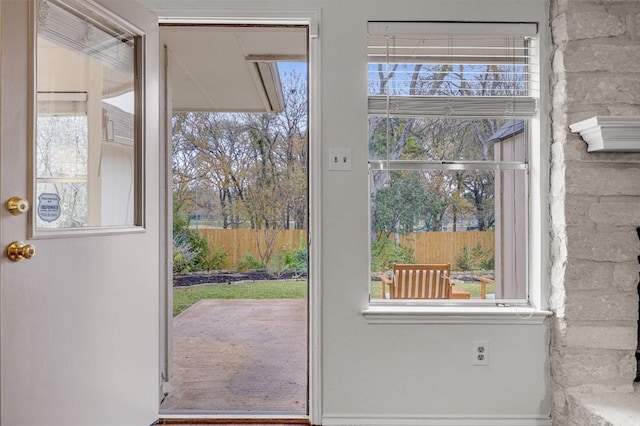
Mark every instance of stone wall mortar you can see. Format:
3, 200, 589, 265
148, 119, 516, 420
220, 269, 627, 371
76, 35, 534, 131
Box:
550, 3, 571, 419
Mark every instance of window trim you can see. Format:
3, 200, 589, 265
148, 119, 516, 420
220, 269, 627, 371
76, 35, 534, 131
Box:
365, 20, 549, 314
362, 304, 552, 325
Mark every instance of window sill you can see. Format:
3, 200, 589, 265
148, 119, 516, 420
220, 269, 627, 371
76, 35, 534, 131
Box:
362, 304, 552, 325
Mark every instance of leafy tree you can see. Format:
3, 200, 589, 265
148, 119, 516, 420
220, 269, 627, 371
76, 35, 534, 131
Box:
372, 172, 447, 237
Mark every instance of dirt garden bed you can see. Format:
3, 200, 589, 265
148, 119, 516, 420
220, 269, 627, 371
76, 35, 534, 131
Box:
173, 270, 307, 287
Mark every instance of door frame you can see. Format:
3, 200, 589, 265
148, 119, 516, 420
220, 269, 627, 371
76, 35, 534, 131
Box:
158, 9, 322, 425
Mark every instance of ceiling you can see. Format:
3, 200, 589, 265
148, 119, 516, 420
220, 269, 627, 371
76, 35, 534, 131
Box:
161, 25, 307, 113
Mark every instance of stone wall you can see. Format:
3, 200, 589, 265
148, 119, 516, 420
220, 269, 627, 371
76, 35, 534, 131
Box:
549, 0, 640, 424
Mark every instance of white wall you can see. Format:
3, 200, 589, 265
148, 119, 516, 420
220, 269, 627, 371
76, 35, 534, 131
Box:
143, 1, 552, 424
320, 2, 550, 423
320, 0, 549, 424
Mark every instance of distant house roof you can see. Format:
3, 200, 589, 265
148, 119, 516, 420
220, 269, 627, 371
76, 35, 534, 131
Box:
102, 102, 133, 145
488, 119, 524, 143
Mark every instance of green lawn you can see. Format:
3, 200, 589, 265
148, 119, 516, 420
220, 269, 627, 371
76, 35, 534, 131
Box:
173, 280, 307, 316
370, 280, 495, 299
174, 278, 496, 316
455, 281, 495, 298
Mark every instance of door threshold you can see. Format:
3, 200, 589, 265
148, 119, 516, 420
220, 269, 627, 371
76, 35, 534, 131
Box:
158, 421, 308, 425
158, 413, 310, 425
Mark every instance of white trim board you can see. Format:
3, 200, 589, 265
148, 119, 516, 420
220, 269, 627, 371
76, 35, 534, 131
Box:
362, 306, 553, 325
322, 414, 552, 426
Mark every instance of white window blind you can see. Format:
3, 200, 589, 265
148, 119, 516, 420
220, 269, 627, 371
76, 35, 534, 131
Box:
368, 96, 536, 118
38, 0, 135, 77
367, 22, 537, 37
367, 22, 538, 118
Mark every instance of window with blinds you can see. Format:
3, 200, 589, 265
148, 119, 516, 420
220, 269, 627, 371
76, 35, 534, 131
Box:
368, 22, 538, 303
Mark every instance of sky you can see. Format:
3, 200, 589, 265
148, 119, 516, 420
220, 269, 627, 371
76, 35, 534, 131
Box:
278, 61, 307, 77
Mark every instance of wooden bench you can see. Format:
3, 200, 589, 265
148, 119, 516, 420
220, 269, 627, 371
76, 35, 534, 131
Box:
450, 285, 470, 299
477, 276, 495, 300
380, 263, 464, 299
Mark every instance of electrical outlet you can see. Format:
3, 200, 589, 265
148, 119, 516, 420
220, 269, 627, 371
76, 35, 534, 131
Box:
328, 148, 352, 171
473, 340, 489, 366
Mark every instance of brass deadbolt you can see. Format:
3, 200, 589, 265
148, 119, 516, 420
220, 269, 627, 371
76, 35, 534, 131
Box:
7, 241, 36, 262
7, 197, 30, 215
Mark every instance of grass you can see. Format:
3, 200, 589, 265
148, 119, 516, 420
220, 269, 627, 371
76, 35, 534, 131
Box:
455, 281, 496, 298
173, 280, 307, 316
174, 278, 497, 316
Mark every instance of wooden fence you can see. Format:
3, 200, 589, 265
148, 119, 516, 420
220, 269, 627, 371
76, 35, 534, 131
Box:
397, 231, 494, 266
197, 228, 494, 268
197, 228, 307, 267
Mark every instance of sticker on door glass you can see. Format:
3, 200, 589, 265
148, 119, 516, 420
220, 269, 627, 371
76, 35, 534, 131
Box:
37, 193, 61, 222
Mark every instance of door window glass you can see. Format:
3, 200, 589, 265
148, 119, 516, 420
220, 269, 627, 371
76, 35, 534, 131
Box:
35, 0, 141, 231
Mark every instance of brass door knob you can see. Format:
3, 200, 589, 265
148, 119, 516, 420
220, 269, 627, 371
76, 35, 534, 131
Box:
7, 241, 36, 262
7, 197, 30, 215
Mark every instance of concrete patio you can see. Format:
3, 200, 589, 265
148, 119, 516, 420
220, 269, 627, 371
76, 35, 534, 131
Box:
160, 299, 307, 415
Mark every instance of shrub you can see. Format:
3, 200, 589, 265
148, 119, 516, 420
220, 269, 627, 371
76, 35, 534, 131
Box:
236, 253, 264, 272
173, 234, 197, 273
267, 252, 289, 278
202, 246, 228, 271
292, 244, 308, 274
282, 242, 308, 274
187, 231, 210, 269
371, 236, 415, 272
456, 243, 494, 271
480, 255, 495, 271
172, 203, 211, 273
267, 241, 308, 277
172, 229, 210, 272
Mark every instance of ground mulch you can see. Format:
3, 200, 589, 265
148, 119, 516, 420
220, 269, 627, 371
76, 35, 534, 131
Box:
173, 270, 306, 287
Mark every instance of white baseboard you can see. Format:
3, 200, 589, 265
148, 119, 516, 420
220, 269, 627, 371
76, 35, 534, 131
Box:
321, 414, 551, 426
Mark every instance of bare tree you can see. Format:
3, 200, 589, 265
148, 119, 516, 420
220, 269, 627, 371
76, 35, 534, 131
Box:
171, 66, 309, 256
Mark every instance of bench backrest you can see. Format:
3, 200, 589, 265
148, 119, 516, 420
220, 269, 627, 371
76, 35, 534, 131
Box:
390, 263, 451, 299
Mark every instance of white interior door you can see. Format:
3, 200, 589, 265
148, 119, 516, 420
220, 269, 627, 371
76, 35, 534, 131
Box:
0, 1, 160, 425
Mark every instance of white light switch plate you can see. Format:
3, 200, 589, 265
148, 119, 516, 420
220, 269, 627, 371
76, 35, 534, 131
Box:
328, 148, 352, 171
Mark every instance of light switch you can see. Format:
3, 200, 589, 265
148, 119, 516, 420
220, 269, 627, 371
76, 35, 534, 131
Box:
328, 148, 352, 171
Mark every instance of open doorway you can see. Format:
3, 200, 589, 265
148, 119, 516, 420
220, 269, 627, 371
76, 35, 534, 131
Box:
159, 24, 309, 416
